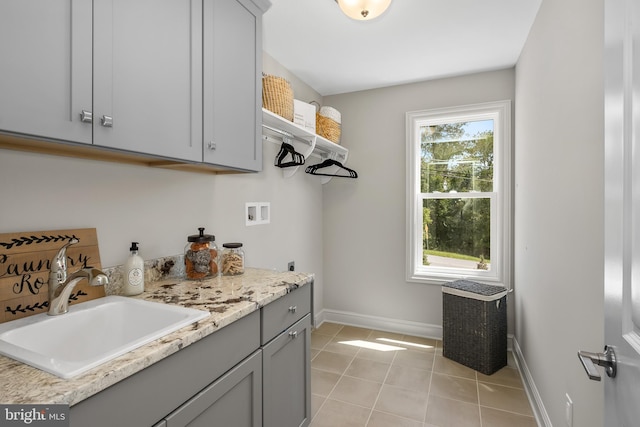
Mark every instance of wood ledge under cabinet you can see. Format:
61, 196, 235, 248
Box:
0, 133, 249, 175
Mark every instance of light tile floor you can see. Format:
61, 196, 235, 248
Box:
310, 323, 537, 427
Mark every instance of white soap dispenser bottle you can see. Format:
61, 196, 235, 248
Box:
123, 242, 144, 296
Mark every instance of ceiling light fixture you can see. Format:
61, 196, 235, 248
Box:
335, 0, 392, 21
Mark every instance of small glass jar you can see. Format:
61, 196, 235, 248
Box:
184, 227, 219, 280
221, 243, 245, 276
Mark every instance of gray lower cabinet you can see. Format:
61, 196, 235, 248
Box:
260, 285, 312, 427
69, 285, 312, 427
262, 315, 312, 427
70, 310, 261, 427
155, 350, 262, 427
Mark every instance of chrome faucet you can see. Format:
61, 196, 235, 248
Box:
48, 238, 109, 316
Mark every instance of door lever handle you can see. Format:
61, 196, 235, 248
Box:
578, 345, 617, 381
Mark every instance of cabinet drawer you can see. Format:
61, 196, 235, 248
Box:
261, 285, 311, 345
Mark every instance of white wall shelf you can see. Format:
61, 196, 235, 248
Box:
261, 108, 349, 183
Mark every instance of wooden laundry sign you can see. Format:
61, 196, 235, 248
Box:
0, 228, 105, 323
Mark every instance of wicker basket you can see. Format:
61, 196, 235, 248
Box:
316, 106, 341, 144
442, 280, 508, 375
262, 75, 294, 121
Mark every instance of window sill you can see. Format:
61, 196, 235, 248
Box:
407, 269, 506, 287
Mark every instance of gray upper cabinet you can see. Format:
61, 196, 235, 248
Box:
93, 0, 203, 162
0, 0, 93, 144
203, 0, 263, 171
1, 0, 270, 172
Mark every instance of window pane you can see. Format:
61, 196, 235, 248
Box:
422, 197, 491, 270
420, 120, 494, 193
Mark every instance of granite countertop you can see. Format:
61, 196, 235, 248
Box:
0, 268, 313, 406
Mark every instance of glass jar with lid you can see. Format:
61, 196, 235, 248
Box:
221, 243, 245, 276
184, 227, 219, 280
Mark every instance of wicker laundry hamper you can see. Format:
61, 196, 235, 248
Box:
262, 74, 294, 121
442, 280, 508, 375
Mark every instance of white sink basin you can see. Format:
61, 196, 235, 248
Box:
0, 296, 209, 379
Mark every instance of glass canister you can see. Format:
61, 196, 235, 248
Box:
184, 227, 219, 280
221, 243, 245, 276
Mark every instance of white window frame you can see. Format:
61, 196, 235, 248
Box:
406, 100, 511, 286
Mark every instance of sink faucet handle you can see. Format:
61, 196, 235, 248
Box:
51, 238, 79, 274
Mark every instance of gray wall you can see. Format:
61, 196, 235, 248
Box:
514, 0, 604, 425
322, 69, 515, 334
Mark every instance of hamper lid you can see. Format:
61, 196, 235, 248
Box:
442, 280, 508, 301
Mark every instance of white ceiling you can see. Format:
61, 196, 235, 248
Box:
263, 0, 542, 96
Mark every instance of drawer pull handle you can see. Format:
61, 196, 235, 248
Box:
288, 305, 297, 313
289, 331, 298, 339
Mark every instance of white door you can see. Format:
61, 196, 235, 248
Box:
582, 0, 640, 425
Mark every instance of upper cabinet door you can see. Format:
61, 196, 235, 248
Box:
0, 0, 92, 144
203, 0, 263, 171
93, 0, 203, 162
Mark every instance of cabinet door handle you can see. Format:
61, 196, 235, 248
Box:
101, 115, 113, 127
288, 306, 297, 313
80, 110, 93, 124
208, 141, 216, 150
289, 331, 298, 339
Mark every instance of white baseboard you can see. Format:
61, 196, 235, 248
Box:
316, 308, 443, 339
315, 308, 515, 351
512, 337, 551, 427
